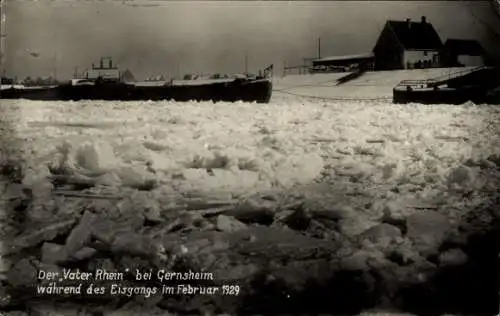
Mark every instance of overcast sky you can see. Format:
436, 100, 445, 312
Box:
3, 0, 500, 80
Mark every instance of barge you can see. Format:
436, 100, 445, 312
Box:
393, 66, 500, 105
1, 58, 273, 103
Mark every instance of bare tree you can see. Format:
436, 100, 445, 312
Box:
467, 2, 500, 63
468, 5, 499, 38
491, 0, 500, 20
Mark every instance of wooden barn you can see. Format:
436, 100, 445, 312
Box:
441, 39, 490, 67
373, 16, 443, 70
310, 53, 375, 73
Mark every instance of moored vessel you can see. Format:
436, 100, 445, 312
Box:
0, 57, 273, 103
393, 66, 500, 104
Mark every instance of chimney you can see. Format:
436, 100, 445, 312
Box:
421, 16, 427, 24
406, 18, 411, 28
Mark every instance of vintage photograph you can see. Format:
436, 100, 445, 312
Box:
1, 0, 500, 315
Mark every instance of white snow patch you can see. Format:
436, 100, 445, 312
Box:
75, 141, 121, 174
273, 67, 475, 99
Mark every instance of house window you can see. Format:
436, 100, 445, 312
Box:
424, 51, 428, 56
433, 54, 439, 65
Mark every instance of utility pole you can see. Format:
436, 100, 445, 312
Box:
318, 37, 321, 59
244, 53, 248, 74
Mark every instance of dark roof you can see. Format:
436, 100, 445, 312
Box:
387, 20, 443, 50
314, 53, 374, 63
444, 39, 486, 56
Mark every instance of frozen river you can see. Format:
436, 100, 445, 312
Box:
1, 90, 499, 227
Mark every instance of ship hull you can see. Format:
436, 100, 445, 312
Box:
393, 66, 500, 105
392, 86, 496, 105
0, 78, 273, 103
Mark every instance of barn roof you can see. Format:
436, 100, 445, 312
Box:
314, 52, 374, 63
387, 19, 443, 50
444, 39, 486, 56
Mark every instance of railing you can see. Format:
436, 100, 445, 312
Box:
427, 65, 488, 87
396, 79, 437, 86
396, 65, 490, 88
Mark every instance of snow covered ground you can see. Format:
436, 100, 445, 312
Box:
273, 67, 471, 99
1, 68, 499, 224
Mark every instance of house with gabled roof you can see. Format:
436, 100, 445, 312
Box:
441, 39, 490, 67
373, 16, 443, 70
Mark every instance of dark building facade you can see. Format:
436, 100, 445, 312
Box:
1, 77, 14, 85
373, 16, 443, 70
441, 39, 490, 67
311, 53, 375, 73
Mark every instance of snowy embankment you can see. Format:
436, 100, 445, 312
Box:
273, 67, 472, 100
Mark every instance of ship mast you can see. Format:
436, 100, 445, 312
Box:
1, 0, 7, 79
52, 8, 58, 81
53, 52, 57, 81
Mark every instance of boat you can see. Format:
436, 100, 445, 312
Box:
0, 57, 273, 103
393, 66, 500, 104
